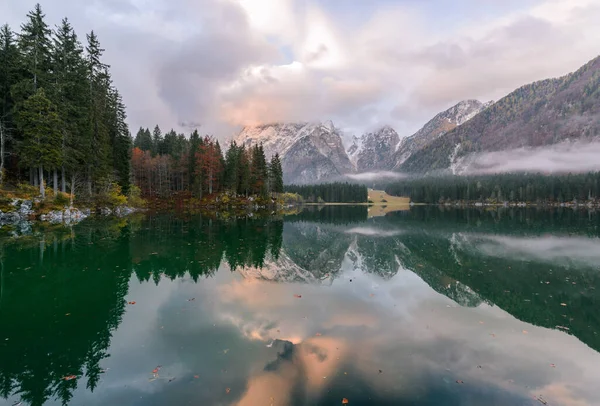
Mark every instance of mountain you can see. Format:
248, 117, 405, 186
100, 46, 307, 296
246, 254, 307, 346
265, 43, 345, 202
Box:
392, 100, 491, 169
347, 126, 400, 172
235, 121, 354, 184
400, 56, 600, 173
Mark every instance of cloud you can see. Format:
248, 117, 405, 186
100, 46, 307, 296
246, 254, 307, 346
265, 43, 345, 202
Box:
345, 171, 408, 182
456, 141, 600, 175
344, 227, 404, 237
1, 0, 600, 138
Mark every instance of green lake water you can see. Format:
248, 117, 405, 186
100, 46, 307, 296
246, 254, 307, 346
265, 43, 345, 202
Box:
1, 206, 600, 406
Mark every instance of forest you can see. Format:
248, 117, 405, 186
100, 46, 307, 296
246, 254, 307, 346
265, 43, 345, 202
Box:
0, 4, 131, 200
386, 172, 600, 204
0, 4, 283, 207
132, 129, 283, 199
284, 182, 368, 203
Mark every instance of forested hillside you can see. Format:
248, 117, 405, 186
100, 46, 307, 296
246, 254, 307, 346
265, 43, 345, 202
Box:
0, 4, 131, 199
401, 56, 600, 173
284, 183, 368, 203
0, 4, 284, 207
386, 172, 600, 204
132, 130, 284, 198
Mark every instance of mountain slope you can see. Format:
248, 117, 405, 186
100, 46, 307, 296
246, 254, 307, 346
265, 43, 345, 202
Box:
393, 100, 490, 169
347, 126, 400, 171
236, 121, 354, 184
400, 56, 600, 173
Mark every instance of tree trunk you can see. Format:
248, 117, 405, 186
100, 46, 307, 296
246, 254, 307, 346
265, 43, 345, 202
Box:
70, 174, 75, 208
87, 167, 92, 196
33, 168, 39, 187
39, 165, 45, 199
61, 166, 66, 193
0, 123, 4, 186
53, 169, 58, 196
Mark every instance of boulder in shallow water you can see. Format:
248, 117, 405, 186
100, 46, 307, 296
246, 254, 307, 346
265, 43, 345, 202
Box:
99, 207, 112, 216
113, 206, 136, 217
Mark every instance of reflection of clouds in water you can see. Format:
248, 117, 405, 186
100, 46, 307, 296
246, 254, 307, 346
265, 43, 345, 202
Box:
213, 264, 600, 406
467, 235, 600, 268
74, 252, 600, 406
345, 227, 404, 237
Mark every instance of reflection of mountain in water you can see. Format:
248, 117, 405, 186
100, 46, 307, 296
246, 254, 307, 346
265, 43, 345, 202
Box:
2, 207, 600, 405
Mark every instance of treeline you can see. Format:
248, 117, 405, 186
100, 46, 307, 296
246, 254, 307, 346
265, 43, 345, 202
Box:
0, 4, 131, 199
386, 172, 600, 204
132, 128, 284, 198
284, 183, 368, 203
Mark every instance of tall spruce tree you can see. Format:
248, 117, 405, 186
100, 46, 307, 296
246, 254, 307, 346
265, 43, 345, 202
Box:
270, 153, 284, 195
85, 30, 111, 195
0, 24, 20, 185
16, 88, 61, 198
51, 18, 88, 193
134, 127, 152, 151
151, 125, 162, 156
18, 4, 52, 93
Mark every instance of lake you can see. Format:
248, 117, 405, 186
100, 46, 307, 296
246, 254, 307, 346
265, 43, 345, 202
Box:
1, 206, 600, 406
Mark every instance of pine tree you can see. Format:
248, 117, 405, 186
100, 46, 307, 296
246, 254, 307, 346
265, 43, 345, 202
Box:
133, 127, 152, 151
16, 88, 62, 198
269, 153, 283, 195
85, 30, 111, 195
237, 145, 250, 197
151, 125, 162, 156
51, 17, 88, 193
188, 129, 202, 196
108, 87, 132, 194
0, 24, 20, 184
18, 4, 52, 93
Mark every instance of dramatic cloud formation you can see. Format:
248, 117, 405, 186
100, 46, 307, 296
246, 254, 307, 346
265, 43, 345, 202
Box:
1, 0, 599, 138
456, 142, 600, 175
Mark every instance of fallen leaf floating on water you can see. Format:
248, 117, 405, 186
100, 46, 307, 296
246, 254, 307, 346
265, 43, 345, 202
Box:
315, 333, 322, 336
194, 375, 199, 379
152, 366, 162, 374
128, 301, 136, 305
226, 388, 231, 394
188, 298, 195, 302
522, 330, 529, 334
293, 294, 302, 299
550, 364, 556, 368
342, 398, 349, 404
62, 375, 77, 381
456, 380, 464, 384
537, 396, 548, 405
560, 303, 567, 306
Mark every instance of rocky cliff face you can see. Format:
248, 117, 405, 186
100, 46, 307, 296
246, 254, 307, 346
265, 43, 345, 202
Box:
235, 121, 354, 184
400, 55, 600, 173
393, 100, 491, 170
347, 126, 400, 172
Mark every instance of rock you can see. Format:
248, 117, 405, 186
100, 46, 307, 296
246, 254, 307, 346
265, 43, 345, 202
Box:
99, 207, 112, 216
114, 206, 136, 217
40, 207, 89, 224
18, 200, 34, 216
0, 211, 21, 224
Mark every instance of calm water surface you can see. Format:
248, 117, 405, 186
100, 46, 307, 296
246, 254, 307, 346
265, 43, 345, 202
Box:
1, 207, 600, 406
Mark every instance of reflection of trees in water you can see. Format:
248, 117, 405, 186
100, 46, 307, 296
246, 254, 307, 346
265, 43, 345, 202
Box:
0, 220, 132, 406
1, 207, 600, 404
386, 207, 600, 353
0, 214, 285, 406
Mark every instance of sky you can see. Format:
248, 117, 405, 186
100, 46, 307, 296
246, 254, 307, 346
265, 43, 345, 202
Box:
2, 0, 600, 143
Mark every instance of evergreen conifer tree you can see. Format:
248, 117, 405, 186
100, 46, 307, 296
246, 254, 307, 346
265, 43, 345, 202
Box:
17, 88, 61, 198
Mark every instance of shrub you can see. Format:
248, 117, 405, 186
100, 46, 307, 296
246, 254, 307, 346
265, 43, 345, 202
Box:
127, 185, 146, 208
54, 192, 70, 207
381, 199, 388, 203
16, 183, 39, 198
96, 182, 127, 208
